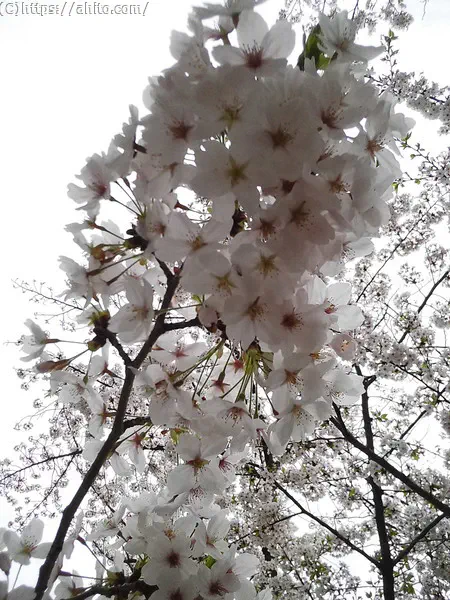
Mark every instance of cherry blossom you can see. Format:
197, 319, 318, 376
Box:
141, 532, 196, 585
155, 213, 231, 264
194, 0, 268, 21
109, 277, 154, 343
319, 10, 384, 63
20, 320, 60, 363
192, 510, 230, 559
167, 434, 227, 496
116, 425, 148, 473
150, 576, 197, 600
213, 10, 295, 76
270, 387, 330, 448
67, 150, 117, 217
3, 519, 50, 566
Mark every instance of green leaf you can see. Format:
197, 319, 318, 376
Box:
204, 555, 216, 568
170, 429, 181, 445
411, 448, 420, 460
297, 24, 331, 71
402, 583, 415, 594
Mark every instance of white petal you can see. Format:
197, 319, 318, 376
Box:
22, 518, 44, 546
262, 20, 295, 59
237, 10, 269, 48
212, 45, 245, 66
31, 542, 52, 559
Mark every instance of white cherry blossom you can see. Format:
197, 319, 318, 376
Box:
213, 10, 295, 76
109, 277, 154, 343
67, 149, 118, 217
167, 434, 227, 496
141, 531, 196, 585
319, 10, 383, 63
4, 519, 50, 566
21, 320, 57, 362
195, 0, 268, 21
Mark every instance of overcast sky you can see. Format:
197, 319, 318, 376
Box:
0, 0, 449, 585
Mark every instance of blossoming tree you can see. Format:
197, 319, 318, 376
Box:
1, 0, 450, 599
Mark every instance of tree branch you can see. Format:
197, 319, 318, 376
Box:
233, 512, 303, 544
96, 328, 132, 366
34, 275, 182, 600
123, 416, 152, 430
273, 480, 380, 567
331, 406, 450, 518
132, 274, 180, 368
280, 547, 315, 600
164, 316, 200, 331
397, 269, 449, 344
356, 365, 394, 600
393, 513, 446, 565
154, 256, 174, 281
66, 580, 157, 600
0, 449, 81, 483
383, 408, 429, 459
34, 369, 136, 600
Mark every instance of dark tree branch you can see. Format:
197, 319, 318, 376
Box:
415, 269, 449, 315
164, 316, 200, 331
233, 512, 303, 544
356, 365, 395, 600
383, 408, 429, 459
96, 328, 132, 366
331, 406, 450, 518
394, 513, 447, 565
35, 274, 183, 600
273, 481, 380, 567
123, 416, 152, 430
154, 256, 174, 281
281, 547, 315, 600
34, 369, 137, 600
0, 449, 81, 483
132, 274, 180, 368
23, 455, 79, 526
383, 359, 449, 405
397, 269, 450, 344
65, 580, 157, 600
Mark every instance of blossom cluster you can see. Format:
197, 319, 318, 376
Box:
379, 69, 450, 135
4, 1, 415, 598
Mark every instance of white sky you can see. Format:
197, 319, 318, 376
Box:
0, 0, 449, 587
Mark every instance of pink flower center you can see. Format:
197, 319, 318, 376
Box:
325, 303, 336, 314
209, 580, 228, 596
246, 297, 266, 321
91, 182, 108, 198
281, 311, 303, 331
166, 550, 181, 567
244, 44, 264, 70
269, 126, 293, 149
169, 121, 193, 141
367, 138, 383, 157
187, 456, 209, 472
